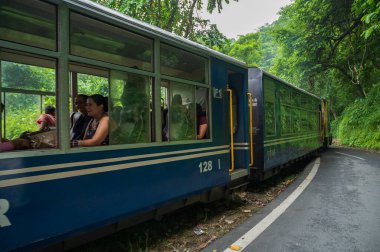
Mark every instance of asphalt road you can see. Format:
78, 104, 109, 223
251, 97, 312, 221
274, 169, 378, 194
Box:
204, 147, 380, 252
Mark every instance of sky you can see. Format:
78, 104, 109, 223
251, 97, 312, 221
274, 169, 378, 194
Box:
200, 0, 293, 39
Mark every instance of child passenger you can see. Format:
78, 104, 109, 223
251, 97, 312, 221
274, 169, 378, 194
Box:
37, 105, 56, 131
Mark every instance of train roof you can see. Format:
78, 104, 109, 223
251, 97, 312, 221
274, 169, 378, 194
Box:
250, 67, 321, 100
64, 0, 247, 68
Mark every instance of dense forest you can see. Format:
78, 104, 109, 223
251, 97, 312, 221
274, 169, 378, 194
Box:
92, 0, 379, 149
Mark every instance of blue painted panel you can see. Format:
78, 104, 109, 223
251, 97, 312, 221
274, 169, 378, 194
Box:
211, 58, 249, 170
0, 145, 229, 251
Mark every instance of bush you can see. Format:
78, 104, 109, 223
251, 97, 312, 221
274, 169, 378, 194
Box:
334, 85, 380, 150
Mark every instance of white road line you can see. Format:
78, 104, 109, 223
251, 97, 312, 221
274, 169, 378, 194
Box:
224, 158, 320, 252
335, 151, 365, 161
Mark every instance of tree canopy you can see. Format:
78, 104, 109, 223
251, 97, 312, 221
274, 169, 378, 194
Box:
92, 0, 237, 43
91, 0, 380, 149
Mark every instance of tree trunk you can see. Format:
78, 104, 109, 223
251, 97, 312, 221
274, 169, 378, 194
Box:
165, 2, 179, 32
184, 0, 198, 38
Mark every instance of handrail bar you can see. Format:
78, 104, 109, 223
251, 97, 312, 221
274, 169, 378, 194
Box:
227, 87, 234, 173
247, 92, 254, 166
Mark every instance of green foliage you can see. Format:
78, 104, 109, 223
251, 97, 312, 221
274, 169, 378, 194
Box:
227, 33, 262, 67
77, 74, 108, 97
335, 85, 380, 149
353, 0, 380, 39
2, 61, 57, 139
91, 0, 236, 42
194, 24, 232, 51
5, 108, 40, 139
2, 62, 55, 92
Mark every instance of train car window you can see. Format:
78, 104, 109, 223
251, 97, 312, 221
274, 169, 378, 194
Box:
160, 43, 207, 84
161, 81, 169, 141
0, 0, 56, 51
109, 71, 151, 144
280, 87, 291, 105
168, 82, 196, 141
312, 112, 319, 131
263, 78, 276, 137
70, 13, 153, 72
281, 105, 292, 134
76, 73, 108, 97
196, 87, 209, 139
301, 111, 308, 131
293, 93, 301, 106
69, 63, 109, 144
1, 51, 57, 152
293, 110, 301, 133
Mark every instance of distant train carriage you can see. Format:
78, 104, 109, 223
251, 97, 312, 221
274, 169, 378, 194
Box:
0, 0, 329, 251
248, 68, 323, 179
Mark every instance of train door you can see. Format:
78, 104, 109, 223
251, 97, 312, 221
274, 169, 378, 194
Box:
227, 71, 250, 179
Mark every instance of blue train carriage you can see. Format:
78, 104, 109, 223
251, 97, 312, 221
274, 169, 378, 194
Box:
248, 68, 323, 180
0, 0, 250, 251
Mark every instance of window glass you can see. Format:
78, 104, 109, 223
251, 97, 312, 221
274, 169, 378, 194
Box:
70, 13, 153, 71
169, 82, 195, 141
161, 43, 207, 83
0, 0, 56, 51
301, 110, 308, 131
77, 73, 108, 97
293, 109, 301, 133
293, 92, 301, 106
1, 61, 55, 92
1, 53, 57, 152
280, 87, 291, 105
196, 87, 209, 139
264, 77, 276, 137
109, 71, 151, 144
161, 82, 169, 141
265, 102, 275, 136
69, 64, 109, 143
281, 105, 292, 134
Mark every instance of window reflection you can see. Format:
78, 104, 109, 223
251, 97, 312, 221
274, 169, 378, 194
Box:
0, 0, 56, 50
70, 13, 153, 71
109, 71, 151, 144
161, 43, 207, 84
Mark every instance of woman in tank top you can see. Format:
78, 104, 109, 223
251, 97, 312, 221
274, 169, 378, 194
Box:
71, 94, 109, 147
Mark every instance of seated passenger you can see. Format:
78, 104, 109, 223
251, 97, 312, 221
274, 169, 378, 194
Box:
1, 103, 56, 151
196, 103, 208, 139
0, 103, 30, 151
0, 138, 30, 152
70, 94, 92, 141
36, 105, 56, 131
71, 94, 109, 147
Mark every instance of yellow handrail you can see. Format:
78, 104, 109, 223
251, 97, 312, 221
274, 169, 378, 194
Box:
227, 87, 234, 173
247, 92, 254, 166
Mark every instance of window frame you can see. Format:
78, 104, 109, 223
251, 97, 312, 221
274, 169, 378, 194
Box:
0, 1, 214, 159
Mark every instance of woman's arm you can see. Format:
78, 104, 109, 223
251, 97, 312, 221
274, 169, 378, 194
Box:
39, 121, 47, 131
197, 123, 208, 139
80, 117, 109, 146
